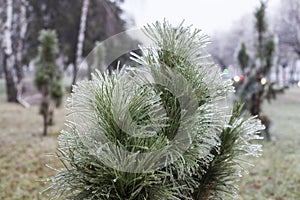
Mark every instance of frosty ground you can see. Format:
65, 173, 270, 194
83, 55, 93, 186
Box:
0, 87, 300, 200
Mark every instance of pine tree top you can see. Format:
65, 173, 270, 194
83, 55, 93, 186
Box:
44, 21, 263, 200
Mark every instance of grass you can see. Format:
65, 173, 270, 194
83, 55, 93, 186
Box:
0, 79, 6, 95
0, 87, 300, 199
238, 87, 300, 199
0, 101, 66, 200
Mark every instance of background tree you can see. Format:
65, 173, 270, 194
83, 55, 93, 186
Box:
1, 0, 18, 102
235, 1, 285, 140
14, 0, 28, 85
275, 0, 300, 58
34, 30, 63, 136
13, 0, 29, 107
72, 0, 90, 88
208, 15, 255, 72
273, 0, 300, 85
237, 42, 250, 74
0, 0, 29, 104
208, 31, 236, 70
25, 0, 128, 81
1, 0, 135, 103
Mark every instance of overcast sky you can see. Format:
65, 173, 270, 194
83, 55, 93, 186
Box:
122, 0, 280, 34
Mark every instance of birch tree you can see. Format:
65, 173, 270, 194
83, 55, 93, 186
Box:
15, 0, 27, 84
71, 0, 90, 88
25, 0, 127, 83
1, 0, 17, 102
1, 0, 28, 105
275, 0, 300, 84
15, 0, 29, 107
276, 0, 300, 57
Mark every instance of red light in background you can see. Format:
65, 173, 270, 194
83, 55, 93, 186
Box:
239, 75, 244, 81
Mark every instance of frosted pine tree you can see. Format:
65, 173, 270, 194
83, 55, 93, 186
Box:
44, 21, 263, 199
34, 30, 63, 136
235, 2, 286, 140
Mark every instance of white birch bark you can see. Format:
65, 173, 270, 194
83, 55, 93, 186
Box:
71, 0, 89, 87
76, 0, 90, 72
3, 0, 13, 59
16, 0, 27, 68
15, 0, 29, 107
2, 0, 17, 102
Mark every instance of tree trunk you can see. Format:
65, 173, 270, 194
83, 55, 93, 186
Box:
3, 54, 17, 102
290, 62, 296, 84
275, 65, 280, 85
43, 109, 48, 136
41, 88, 50, 136
282, 64, 287, 85
2, 0, 18, 102
15, 0, 27, 84
71, 0, 90, 90
15, 0, 30, 107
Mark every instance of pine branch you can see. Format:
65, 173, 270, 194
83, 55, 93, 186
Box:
44, 21, 263, 200
194, 102, 263, 199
